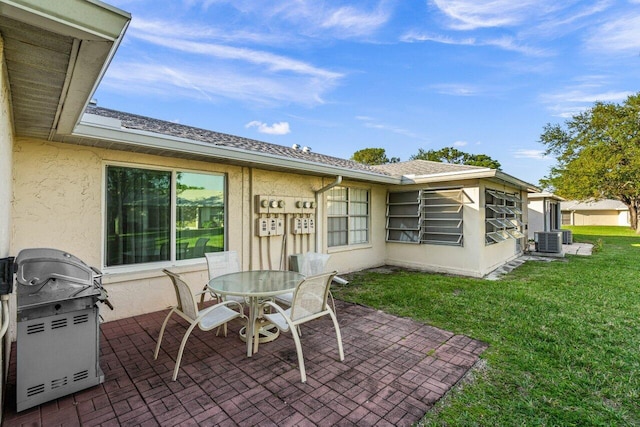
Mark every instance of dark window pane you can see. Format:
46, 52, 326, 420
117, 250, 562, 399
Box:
105, 166, 171, 266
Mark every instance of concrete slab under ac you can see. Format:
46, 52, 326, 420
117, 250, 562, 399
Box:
485, 242, 593, 281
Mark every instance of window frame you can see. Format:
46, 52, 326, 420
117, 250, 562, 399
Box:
386, 188, 465, 246
485, 189, 524, 245
327, 186, 370, 248
103, 162, 227, 270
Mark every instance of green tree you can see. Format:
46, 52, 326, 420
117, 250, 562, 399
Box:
351, 148, 399, 165
540, 92, 640, 231
410, 147, 501, 170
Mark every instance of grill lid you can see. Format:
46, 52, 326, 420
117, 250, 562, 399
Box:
15, 248, 102, 310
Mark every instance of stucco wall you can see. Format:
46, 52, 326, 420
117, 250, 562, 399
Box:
527, 199, 545, 239
11, 136, 527, 322
382, 182, 523, 278
571, 211, 629, 226
11, 139, 246, 321
324, 182, 387, 275
11, 139, 390, 322
1, 35, 14, 421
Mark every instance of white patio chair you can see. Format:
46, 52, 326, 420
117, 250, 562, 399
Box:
200, 251, 246, 306
275, 252, 336, 314
154, 269, 247, 381
260, 271, 344, 383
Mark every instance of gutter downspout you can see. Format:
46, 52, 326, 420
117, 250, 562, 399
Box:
314, 176, 349, 285
315, 175, 343, 196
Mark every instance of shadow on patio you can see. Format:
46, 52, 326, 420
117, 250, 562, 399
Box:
3, 300, 487, 426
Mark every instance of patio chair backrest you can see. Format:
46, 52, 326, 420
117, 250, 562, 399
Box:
291, 252, 330, 276
205, 251, 240, 279
290, 271, 337, 322
162, 269, 198, 320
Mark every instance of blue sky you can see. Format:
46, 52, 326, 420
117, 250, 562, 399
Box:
96, 0, 640, 186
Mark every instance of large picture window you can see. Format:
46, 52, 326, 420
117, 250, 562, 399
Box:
105, 165, 225, 267
327, 186, 369, 247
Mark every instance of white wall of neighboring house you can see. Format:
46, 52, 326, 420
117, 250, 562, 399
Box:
527, 194, 563, 240
528, 198, 545, 240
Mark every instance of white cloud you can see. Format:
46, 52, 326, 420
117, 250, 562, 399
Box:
103, 17, 345, 106
320, 5, 390, 37
430, 83, 481, 96
585, 13, 640, 54
401, 31, 548, 56
355, 116, 422, 139
540, 82, 633, 118
430, 0, 558, 30
512, 149, 548, 160
131, 30, 342, 81
245, 121, 291, 135
181, 0, 391, 39
453, 141, 467, 147
102, 61, 334, 106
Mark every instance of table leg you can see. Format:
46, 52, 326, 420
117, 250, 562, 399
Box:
246, 296, 258, 357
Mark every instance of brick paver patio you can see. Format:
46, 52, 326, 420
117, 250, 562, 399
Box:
3, 300, 487, 426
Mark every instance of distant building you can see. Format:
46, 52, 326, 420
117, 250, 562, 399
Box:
561, 200, 630, 226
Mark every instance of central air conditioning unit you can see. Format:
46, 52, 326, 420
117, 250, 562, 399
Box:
553, 229, 573, 245
535, 231, 563, 253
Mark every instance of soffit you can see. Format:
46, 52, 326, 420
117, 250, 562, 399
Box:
0, 16, 73, 139
0, 0, 130, 139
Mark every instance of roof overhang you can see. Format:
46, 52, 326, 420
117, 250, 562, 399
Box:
528, 192, 565, 201
403, 168, 540, 192
0, 0, 130, 138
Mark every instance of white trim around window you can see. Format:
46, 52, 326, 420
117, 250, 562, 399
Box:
103, 162, 227, 271
327, 186, 370, 247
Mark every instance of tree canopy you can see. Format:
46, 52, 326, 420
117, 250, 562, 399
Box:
410, 147, 502, 170
540, 92, 640, 231
351, 148, 399, 165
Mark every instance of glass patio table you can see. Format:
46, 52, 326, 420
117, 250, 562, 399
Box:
207, 270, 304, 357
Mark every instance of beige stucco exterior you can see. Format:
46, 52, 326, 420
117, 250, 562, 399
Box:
10, 136, 529, 323
10, 139, 392, 322
564, 210, 629, 226
1, 34, 14, 419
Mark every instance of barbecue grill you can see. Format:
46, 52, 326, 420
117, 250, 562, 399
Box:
14, 248, 111, 412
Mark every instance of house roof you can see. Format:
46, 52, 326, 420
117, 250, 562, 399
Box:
561, 199, 628, 211
57, 106, 538, 190
373, 160, 484, 176
84, 106, 389, 177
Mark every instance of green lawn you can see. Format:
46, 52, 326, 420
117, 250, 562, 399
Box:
333, 226, 640, 426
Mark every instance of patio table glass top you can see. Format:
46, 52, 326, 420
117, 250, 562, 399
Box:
207, 270, 304, 298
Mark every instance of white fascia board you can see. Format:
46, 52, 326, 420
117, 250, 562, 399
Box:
73, 120, 402, 185
0, 0, 131, 41
402, 168, 495, 184
528, 192, 565, 201
494, 170, 540, 193
403, 168, 540, 192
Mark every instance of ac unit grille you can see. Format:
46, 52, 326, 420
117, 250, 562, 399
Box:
535, 232, 562, 253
